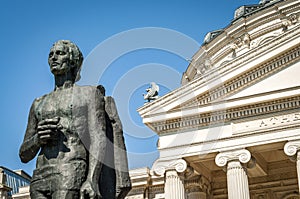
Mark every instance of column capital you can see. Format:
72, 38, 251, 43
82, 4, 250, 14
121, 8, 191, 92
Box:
284, 140, 300, 157
152, 159, 187, 176
215, 149, 251, 167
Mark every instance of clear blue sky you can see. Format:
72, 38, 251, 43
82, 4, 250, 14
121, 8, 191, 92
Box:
0, 0, 258, 175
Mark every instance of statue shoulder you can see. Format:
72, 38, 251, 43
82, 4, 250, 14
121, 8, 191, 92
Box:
32, 93, 48, 106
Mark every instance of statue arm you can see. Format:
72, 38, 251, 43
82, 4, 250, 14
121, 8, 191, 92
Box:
19, 100, 40, 163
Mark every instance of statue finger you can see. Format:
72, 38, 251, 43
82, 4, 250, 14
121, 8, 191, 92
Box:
37, 124, 58, 131
38, 129, 52, 136
38, 117, 60, 126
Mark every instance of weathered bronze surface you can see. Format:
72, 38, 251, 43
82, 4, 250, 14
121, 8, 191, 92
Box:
19, 40, 131, 199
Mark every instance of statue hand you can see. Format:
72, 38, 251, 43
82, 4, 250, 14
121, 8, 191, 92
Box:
80, 180, 101, 199
37, 117, 61, 145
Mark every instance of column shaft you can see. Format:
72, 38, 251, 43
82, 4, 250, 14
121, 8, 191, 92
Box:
165, 170, 185, 199
227, 161, 250, 199
297, 151, 300, 194
284, 141, 300, 194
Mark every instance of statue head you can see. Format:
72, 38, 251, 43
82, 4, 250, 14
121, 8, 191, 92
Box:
48, 40, 83, 81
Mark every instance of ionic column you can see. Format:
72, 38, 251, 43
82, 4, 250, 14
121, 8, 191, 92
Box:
284, 140, 300, 193
153, 159, 187, 199
165, 170, 185, 199
215, 149, 251, 199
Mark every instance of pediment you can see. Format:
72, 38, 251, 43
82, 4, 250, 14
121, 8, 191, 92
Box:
138, 44, 300, 121
227, 61, 300, 100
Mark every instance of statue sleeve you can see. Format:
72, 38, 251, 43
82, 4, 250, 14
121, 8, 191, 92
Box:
19, 100, 40, 163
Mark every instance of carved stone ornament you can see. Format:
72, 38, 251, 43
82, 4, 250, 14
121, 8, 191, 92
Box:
284, 140, 300, 157
215, 149, 251, 167
281, 14, 299, 30
153, 159, 187, 176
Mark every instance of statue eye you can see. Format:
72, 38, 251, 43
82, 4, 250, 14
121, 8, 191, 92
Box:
49, 52, 53, 58
55, 51, 66, 55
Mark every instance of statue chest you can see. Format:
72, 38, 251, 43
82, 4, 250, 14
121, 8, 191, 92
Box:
35, 89, 75, 121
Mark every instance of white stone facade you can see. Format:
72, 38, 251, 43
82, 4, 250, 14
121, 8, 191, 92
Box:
136, 0, 300, 198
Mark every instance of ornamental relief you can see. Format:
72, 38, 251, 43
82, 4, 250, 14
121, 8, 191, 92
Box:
281, 13, 299, 30
250, 30, 282, 49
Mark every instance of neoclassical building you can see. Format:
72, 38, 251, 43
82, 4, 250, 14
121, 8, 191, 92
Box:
128, 0, 300, 198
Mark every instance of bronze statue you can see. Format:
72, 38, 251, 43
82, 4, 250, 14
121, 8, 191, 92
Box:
19, 40, 131, 199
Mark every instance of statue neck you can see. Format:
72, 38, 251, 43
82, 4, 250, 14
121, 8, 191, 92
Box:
54, 73, 75, 90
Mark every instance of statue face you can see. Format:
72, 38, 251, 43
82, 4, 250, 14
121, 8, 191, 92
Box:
48, 44, 71, 76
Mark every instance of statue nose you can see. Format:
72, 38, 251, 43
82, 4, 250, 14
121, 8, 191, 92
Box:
51, 53, 58, 61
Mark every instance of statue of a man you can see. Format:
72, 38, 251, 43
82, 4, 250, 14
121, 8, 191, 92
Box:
19, 40, 108, 199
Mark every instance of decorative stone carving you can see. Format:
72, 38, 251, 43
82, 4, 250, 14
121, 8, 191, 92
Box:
282, 13, 299, 30
231, 33, 251, 50
153, 159, 187, 176
284, 140, 300, 157
215, 149, 251, 167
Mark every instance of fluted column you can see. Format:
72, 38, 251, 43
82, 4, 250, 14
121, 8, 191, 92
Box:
284, 140, 300, 194
165, 170, 185, 199
153, 159, 187, 199
215, 149, 251, 199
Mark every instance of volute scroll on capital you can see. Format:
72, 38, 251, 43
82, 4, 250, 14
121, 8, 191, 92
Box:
284, 140, 300, 157
152, 159, 187, 176
215, 149, 251, 167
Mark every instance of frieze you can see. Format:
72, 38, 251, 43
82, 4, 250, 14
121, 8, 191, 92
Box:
153, 95, 300, 134
232, 112, 300, 135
